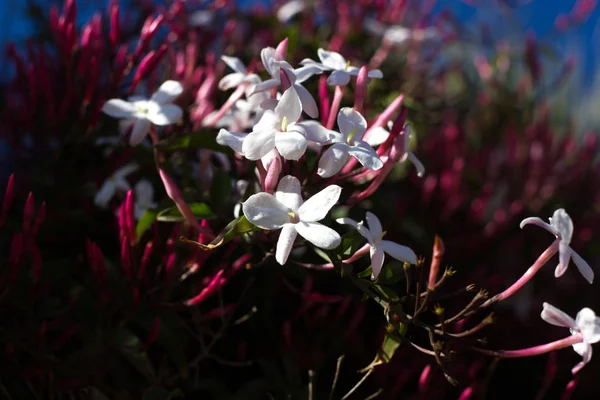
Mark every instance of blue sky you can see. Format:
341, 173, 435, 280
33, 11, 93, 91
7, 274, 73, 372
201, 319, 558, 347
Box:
0, 1, 598, 80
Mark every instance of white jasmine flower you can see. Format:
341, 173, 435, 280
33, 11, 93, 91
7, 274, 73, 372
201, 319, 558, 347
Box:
133, 180, 157, 219
363, 19, 439, 45
242, 175, 342, 265
102, 80, 183, 146
520, 208, 594, 283
337, 211, 417, 279
276, 0, 306, 22
541, 303, 600, 374
365, 123, 425, 177
241, 87, 333, 161
300, 48, 383, 86
317, 108, 383, 178
248, 48, 318, 117
94, 163, 139, 209
218, 56, 261, 91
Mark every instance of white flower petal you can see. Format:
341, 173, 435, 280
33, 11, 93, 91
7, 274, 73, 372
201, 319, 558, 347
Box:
294, 83, 319, 118
216, 129, 246, 154
381, 240, 417, 264
147, 104, 183, 126
275, 87, 302, 124
275, 130, 307, 160
134, 180, 154, 205
365, 212, 383, 239
367, 69, 384, 79
337, 107, 367, 138
221, 55, 247, 74
317, 48, 347, 70
94, 181, 117, 208
276, 224, 298, 265
336, 217, 359, 229
576, 308, 600, 344
407, 152, 426, 177
298, 185, 342, 222
572, 342, 592, 372
540, 302, 576, 328
294, 64, 324, 83
276, 0, 306, 22
254, 110, 279, 132
348, 141, 383, 170
129, 119, 151, 146
327, 70, 351, 86
260, 150, 277, 170
102, 99, 138, 118
555, 241, 572, 278
114, 163, 140, 179
242, 192, 290, 229
248, 79, 280, 96
290, 121, 338, 143
261, 47, 278, 76
571, 249, 594, 284
275, 175, 303, 212
356, 221, 376, 243
242, 129, 276, 160
364, 127, 390, 146
550, 209, 574, 243
218, 72, 247, 90
370, 246, 385, 280
317, 143, 351, 178
151, 80, 183, 104
519, 217, 560, 237
295, 221, 341, 249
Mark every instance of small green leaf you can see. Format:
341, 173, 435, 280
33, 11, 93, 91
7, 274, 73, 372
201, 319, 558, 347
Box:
155, 129, 234, 154
378, 333, 402, 363
136, 210, 157, 239
313, 247, 332, 263
156, 202, 215, 222
357, 266, 372, 279
179, 215, 259, 250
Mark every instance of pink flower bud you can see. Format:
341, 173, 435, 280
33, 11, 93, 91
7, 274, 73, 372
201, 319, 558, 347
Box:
275, 37, 289, 60
0, 173, 16, 226
125, 190, 136, 245
31, 201, 46, 238
64, 0, 76, 27
554, 14, 570, 31
23, 192, 35, 233
263, 154, 282, 194
138, 241, 154, 280
130, 44, 168, 93
572, 0, 596, 22
110, 5, 120, 50
120, 238, 132, 280
319, 76, 330, 125
185, 269, 225, 306
459, 386, 474, 400
419, 364, 431, 394
353, 66, 368, 114
165, 253, 177, 277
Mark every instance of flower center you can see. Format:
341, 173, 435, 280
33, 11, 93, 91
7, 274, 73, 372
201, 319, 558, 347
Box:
378, 231, 387, 241
287, 211, 299, 223
281, 116, 288, 132
345, 60, 351, 71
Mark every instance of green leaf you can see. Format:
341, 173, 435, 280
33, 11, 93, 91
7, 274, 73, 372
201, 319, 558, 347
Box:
136, 210, 157, 239
313, 247, 332, 263
112, 328, 156, 381
339, 230, 364, 257
179, 215, 259, 250
378, 333, 402, 363
156, 202, 215, 222
357, 266, 372, 279
155, 129, 234, 154
373, 285, 400, 303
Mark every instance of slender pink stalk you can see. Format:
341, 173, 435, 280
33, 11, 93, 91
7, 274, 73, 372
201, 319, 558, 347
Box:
319, 76, 330, 125
342, 243, 370, 263
483, 240, 559, 307
428, 235, 444, 289
353, 66, 368, 114
205, 84, 246, 127
326, 85, 344, 130
159, 168, 213, 238
263, 153, 282, 194
280, 68, 292, 92
474, 334, 582, 358
130, 44, 168, 93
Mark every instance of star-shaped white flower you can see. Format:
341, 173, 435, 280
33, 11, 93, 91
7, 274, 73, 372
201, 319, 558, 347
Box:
102, 80, 183, 146
363, 18, 439, 45
336, 211, 417, 280
541, 303, 600, 374
218, 55, 261, 91
243, 175, 342, 265
94, 163, 139, 209
300, 48, 383, 86
133, 180, 157, 219
241, 87, 334, 161
317, 108, 383, 178
365, 122, 425, 177
248, 48, 318, 117
520, 208, 593, 283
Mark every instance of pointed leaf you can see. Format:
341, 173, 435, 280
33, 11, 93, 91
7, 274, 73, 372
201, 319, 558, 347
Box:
136, 210, 157, 239
156, 202, 215, 222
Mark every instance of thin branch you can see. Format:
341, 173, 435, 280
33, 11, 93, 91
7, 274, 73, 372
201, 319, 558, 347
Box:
341, 369, 374, 400
329, 355, 345, 400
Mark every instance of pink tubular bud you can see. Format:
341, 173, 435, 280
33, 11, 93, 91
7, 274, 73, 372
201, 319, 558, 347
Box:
130, 44, 168, 93
572, 0, 596, 22
125, 190, 136, 245
319, 76, 330, 125
418, 365, 431, 394
165, 253, 177, 277
120, 238, 132, 280
263, 153, 282, 194
280, 68, 292, 92
118, 203, 127, 241
428, 235, 444, 289
64, 0, 76, 27
138, 241, 154, 280
185, 269, 225, 306
23, 192, 35, 233
275, 38, 289, 60
353, 66, 368, 114
232, 254, 252, 272
459, 387, 474, 400
110, 5, 120, 50
135, 15, 164, 59
561, 379, 579, 400
31, 201, 46, 238
0, 173, 16, 226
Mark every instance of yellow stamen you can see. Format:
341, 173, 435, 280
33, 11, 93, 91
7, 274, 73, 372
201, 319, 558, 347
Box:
345, 60, 351, 71
281, 116, 288, 132
347, 128, 358, 144
287, 211, 299, 223
379, 231, 387, 241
